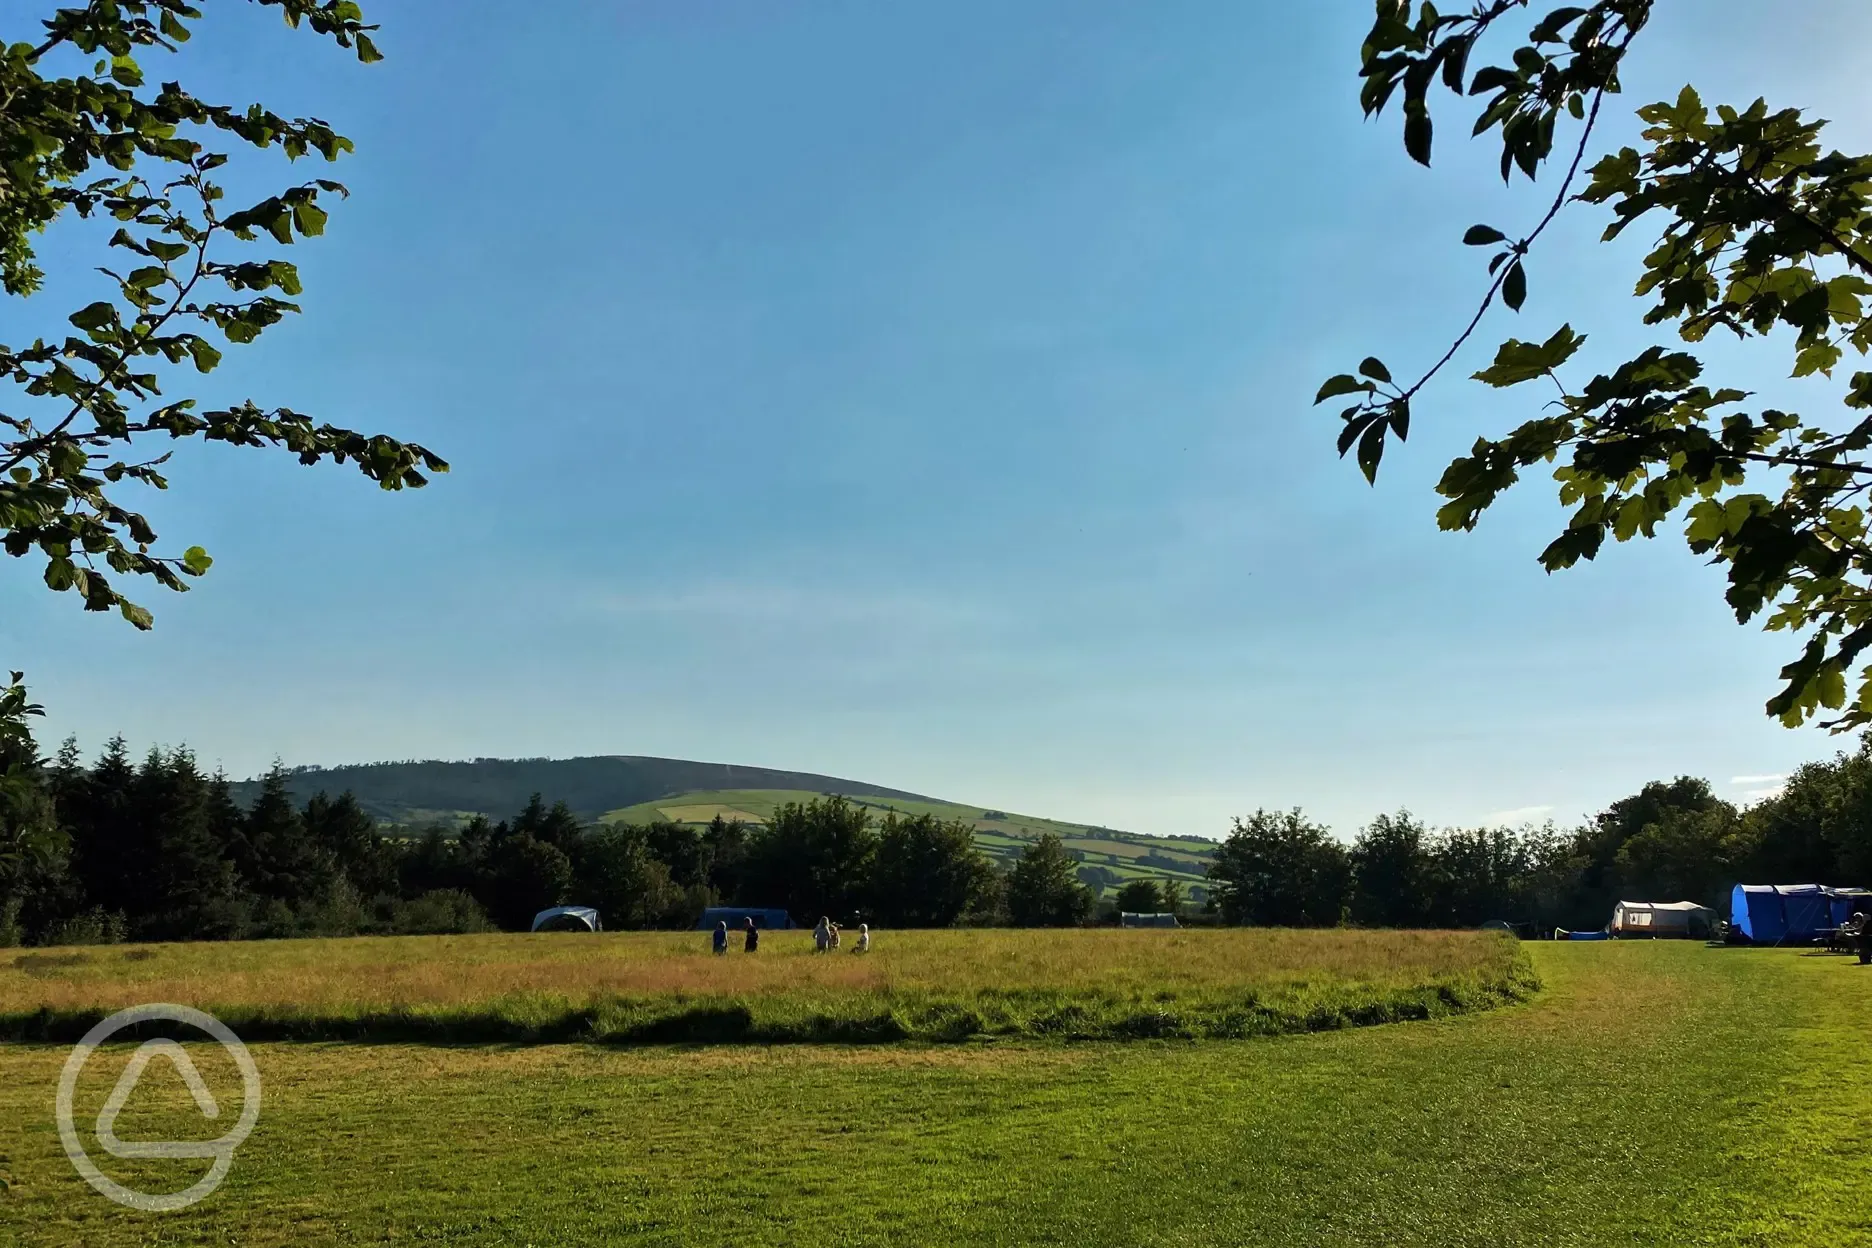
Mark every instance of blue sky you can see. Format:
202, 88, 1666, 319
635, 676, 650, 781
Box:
6, 1, 1872, 838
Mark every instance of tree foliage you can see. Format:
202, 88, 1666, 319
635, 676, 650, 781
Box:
1322, 0, 1872, 730
1207, 809, 1349, 926
869, 812, 995, 928
0, 3, 443, 747
1006, 833, 1095, 927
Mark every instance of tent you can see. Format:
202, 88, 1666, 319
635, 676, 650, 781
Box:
1608, 900, 1715, 938
1729, 884, 1838, 944
695, 906, 794, 931
531, 905, 601, 933
1119, 912, 1180, 928
1829, 888, 1872, 927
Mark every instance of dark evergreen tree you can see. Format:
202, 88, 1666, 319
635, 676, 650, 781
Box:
133, 750, 250, 941
303, 791, 398, 898
241, 765, 337, 909
66, 736, 139, 923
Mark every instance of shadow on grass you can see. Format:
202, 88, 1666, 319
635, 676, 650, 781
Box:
0, 964, 1541, 1048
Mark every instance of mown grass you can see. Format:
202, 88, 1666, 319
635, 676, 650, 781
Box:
1, 944, 1868, 1246
0, 928, 1532, 1045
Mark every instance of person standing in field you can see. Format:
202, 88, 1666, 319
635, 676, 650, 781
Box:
712, 920, 728, 956
744, 916, 759, 953
813, 917, 829, 952
853, 923, 870, 953
829, 922, 841, 951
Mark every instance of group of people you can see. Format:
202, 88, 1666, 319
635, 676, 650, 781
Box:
812, 916, 868, 953
711, 915, 762, 954
707, 914, 870, 954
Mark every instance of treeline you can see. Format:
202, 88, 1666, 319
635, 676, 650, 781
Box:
1208, 743, 1872, 932
0, 735, 1112, 945
13, 724, 1872, 946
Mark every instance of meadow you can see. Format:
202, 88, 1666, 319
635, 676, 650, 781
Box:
1, 941, 1867, 1246
0, 928, 1529, 1044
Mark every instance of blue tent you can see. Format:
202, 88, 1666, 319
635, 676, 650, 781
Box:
695, 906, 794, 931
1729, 884, 1836, 944
1829, 889, 1872, 927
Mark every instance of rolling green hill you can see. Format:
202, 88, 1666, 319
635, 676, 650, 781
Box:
601, 788, 1216, 893
239, 756, 1217, 899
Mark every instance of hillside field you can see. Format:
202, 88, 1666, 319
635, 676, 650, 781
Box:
237, 756, 1217, 899
1, 940, 1867, 1245
601, 788, 1218, 895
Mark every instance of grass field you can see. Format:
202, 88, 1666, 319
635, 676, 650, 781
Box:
0, 929, 1527, 1044
3, 941, 1868, 1246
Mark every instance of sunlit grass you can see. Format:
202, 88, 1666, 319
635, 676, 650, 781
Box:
2, 945, 1866, 1246
0, 928, 1532, 1043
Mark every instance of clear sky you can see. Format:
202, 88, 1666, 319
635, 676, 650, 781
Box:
6, 1, 1872, 839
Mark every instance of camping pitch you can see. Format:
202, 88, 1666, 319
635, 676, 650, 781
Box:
531, 906, 601, 933
1727, 884, 1862, 945
1608, 901, 1715, 939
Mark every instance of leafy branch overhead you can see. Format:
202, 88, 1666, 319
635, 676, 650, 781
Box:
0, 1, 443, 634
1320, 0, 1872, 731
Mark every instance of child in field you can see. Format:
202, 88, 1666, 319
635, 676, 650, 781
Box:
829, 922, 841, 950
854, 923, 870, 953
744, 916, 759, 953
712, 920, 728, 956
813, 917, 829, 952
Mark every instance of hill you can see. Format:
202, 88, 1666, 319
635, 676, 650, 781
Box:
237, 755, 1218, 898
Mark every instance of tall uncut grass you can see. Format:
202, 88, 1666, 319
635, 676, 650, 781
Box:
0, 928, 1536, 1044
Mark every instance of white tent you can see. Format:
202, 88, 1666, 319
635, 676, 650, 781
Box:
530, 905, 601, 933
1608, 900, 1714, 938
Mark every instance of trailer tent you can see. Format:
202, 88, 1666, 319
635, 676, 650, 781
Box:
695, 907, 795, 931
1729, 885, 1836, 944
1608, 900, 1715, 938
1119, 912, 1180, 928
531, 905, 601, 932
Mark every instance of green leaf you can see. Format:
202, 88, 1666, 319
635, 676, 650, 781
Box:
1358, 357, 1392, 384
181, 546, 214, 576
1463, 224, 1506, 245
1357, 420, 1388, 484
1792, 341, 1842, 379
43, 558, 75, 592
1471, 325, 1583, 387
1315, 374, 1367, 404
1503, 260, 1527, 311
127, 266, 167, 291
68, 301, 117, 331
1404, 107, 1433, 166
291, 200, 329, 237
